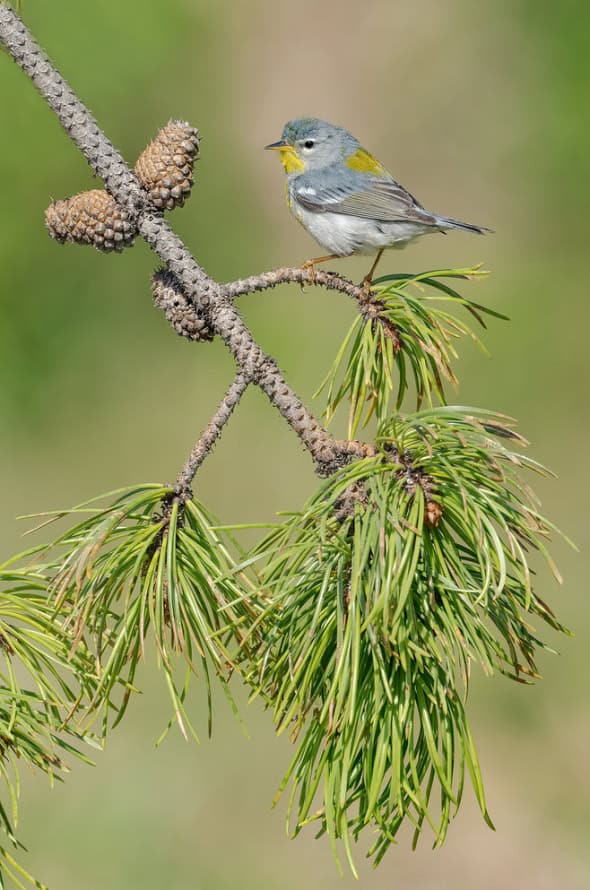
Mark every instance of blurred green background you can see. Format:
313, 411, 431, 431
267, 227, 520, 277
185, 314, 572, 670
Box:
1, 0, 588, 887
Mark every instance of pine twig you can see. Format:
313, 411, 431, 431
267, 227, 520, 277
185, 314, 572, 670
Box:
175, 372, 250, 493
153, 265, 380, 342
223, 267, 367, 301
152, 266, 372, 342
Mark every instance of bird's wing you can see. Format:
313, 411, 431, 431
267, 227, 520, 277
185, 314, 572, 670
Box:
292, 171, 438, 226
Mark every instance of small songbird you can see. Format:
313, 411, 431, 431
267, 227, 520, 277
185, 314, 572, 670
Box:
265, 118, 491, 287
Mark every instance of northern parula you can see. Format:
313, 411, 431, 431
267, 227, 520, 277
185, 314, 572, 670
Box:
266, 118, 490, 285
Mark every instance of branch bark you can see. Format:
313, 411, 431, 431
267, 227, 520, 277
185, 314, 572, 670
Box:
223, 267, 368, 302
0, 4, 372, 474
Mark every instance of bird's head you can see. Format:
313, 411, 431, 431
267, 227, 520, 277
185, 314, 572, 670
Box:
265, 118, 361, 174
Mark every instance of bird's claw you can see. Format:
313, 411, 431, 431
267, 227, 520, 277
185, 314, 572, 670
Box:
360, 275, 376, 299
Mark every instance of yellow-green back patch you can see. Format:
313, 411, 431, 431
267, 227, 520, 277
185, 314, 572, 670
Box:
346, 148, 386, 175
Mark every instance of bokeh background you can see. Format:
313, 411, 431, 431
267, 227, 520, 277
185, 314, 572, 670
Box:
1, 1, 588, 887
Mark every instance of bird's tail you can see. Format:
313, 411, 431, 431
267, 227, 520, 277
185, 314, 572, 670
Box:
436, 214, 493, 235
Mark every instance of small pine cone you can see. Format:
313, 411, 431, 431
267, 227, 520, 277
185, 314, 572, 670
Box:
45, 190, 136, 252
151, 268, 214, 342
135, 120, 199, 211
425, 500, 443, 528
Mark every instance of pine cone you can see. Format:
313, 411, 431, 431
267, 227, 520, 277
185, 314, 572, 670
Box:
135, 121, 199, 211
151, 268, 214, 342
45, 190, 136, 252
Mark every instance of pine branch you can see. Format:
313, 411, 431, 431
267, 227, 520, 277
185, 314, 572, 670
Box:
223, 266, 368, 301
152, 266, 371, 342
0, 3, 370, 475
174, 371, 250, 493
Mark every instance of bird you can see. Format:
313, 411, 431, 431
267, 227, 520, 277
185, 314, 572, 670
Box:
265, 118, 490, 288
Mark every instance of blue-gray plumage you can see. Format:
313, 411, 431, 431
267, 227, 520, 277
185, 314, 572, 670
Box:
265, 118, 491, 281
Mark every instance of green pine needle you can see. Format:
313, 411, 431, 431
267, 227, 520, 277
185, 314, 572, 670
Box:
238, 407, 568, 872
15, 484, 261, 741
0, 568, 99, 889
316, 267, 504, 436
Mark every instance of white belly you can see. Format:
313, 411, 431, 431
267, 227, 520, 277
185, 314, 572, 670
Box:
293, 204, 432, 256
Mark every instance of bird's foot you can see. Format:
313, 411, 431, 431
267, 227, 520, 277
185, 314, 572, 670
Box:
301, 254, 341, 286
360, 248, 385, 297
360, 273, 376, 299
301, 259, 318, 285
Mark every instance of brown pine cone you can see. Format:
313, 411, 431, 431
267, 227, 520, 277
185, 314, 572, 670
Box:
45, 190, 136, 252
151, 268, 214, 342
135, 120, 199, 211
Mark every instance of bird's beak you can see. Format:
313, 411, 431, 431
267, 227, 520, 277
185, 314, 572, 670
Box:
264, 140, 289, 150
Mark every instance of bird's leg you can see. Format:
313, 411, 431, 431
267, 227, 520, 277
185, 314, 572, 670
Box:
301, 254, 341, 284
361, 249, 385, 295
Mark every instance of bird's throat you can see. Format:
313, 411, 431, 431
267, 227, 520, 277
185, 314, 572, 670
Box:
278, 146, 305, 174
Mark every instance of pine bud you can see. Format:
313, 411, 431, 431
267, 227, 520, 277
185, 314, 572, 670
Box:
425, 500, 443, 528
135, 120, 199, 211
151, 268, 214, 342
45, 190, 136, 252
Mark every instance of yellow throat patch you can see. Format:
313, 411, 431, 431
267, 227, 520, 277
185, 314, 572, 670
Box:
277, 146, 305, 174
345, 148, 386, 175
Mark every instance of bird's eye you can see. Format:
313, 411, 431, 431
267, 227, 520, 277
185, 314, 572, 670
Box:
303, 140, 315, 150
